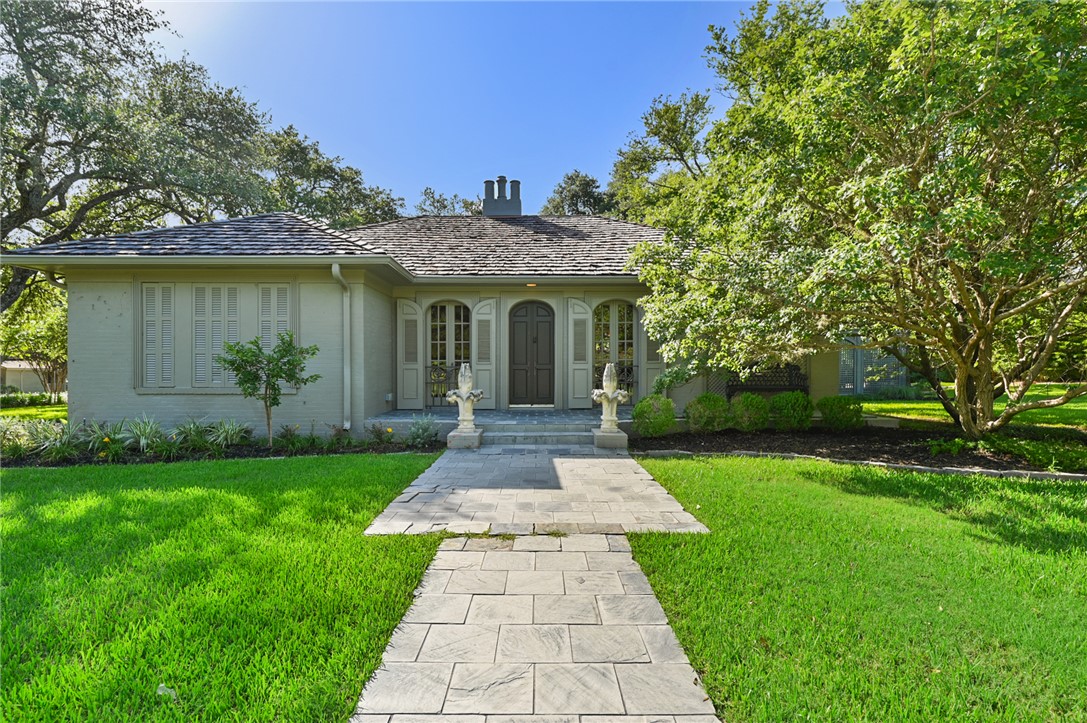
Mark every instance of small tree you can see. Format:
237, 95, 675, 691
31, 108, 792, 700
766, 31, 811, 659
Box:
216, 331, 320, 447
0, 303, 68, 402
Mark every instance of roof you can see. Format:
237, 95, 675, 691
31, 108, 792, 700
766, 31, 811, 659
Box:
1, 360, 40, 370
347, 215, 663, 276
5, 212, 384, 257
3, 212, 664, 278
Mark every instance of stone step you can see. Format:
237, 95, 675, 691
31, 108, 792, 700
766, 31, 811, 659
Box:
478, 422, 596, 433
481, 431, 595, 446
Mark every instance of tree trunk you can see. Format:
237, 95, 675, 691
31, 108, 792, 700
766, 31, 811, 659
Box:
265, 404, 274, 449
1, 268, 38, 313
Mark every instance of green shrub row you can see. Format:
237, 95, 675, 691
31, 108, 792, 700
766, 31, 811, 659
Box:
1, 391, 65, 407
0, 413, 442, 465
633, 391, 865, 437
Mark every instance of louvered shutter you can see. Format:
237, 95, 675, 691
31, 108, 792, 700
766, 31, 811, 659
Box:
471, 299, 497, 409
142, 283, 175, 388
396, 299, 424, 409
260, 284, 291, 350
194, 285, 240, 387
567, 298, 592, 408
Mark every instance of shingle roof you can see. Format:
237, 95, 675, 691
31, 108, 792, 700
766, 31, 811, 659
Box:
6, 212, 384, 257
347, 215, 663, 276
4, 212, 664, 278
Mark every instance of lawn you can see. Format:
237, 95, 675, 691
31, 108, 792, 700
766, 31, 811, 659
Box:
632, 456, 1087, 721
862, 384, 1087, 429
1, 454, 440, 722
0, 404, 68, 421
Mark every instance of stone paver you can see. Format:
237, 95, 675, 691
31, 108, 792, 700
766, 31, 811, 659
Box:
364, 447, 709, 535
355, 535, 718, 721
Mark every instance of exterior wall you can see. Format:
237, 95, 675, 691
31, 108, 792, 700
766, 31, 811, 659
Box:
393, 284, 653, 411
359, 282, 396, 420
807, 351, 840, 402
1, 366, 47, 393
66, 268, 347, 434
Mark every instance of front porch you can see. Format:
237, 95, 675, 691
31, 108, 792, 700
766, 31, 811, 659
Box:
367, 407, 634, 447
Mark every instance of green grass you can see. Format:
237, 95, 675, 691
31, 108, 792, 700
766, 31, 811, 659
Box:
1, 454, 441, 722
0, 404, 68, 420
632, 456, 1087, 721
862, 385, 1087, 429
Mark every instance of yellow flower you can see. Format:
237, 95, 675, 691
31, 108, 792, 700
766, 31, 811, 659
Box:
102, 437, 110, 443
98, 451, 106, 458
386, 427, 393, 434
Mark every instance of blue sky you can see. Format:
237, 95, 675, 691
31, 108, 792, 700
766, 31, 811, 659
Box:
150, 1, 754, 214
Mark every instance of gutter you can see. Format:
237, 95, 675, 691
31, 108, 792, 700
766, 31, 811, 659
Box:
331, 263, 352, 431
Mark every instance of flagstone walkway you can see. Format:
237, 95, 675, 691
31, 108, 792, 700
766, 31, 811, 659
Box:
353, 447, 718, 722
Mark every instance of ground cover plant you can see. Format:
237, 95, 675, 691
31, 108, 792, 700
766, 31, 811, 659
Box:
2, 454, 441, 722
631, 455, 1087, 721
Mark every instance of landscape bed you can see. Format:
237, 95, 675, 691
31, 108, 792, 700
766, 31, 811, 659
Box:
1, 454, 441, 722
630, 455, 1087, 721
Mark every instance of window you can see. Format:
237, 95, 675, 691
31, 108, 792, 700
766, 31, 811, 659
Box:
193, 285, 240, 387
141, 283, 175, 388
427, 302, 470, 404
593, 300, 636, 395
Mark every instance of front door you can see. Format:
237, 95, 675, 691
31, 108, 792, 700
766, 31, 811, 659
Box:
509, 301, 554, 404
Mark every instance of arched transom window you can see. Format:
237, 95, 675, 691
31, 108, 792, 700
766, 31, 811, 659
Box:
593, 300, 635, 395
428, 302, 470, 404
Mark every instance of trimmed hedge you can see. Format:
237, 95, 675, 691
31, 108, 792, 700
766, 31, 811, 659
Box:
1, 391, 59, 408
770, 391, 814, 431
731, 392, 771, 432
685, 392, 731, 433
816, 395, 865, 431
632, 394, 676, 437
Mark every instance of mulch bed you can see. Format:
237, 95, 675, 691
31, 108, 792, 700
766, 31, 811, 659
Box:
629, 426, 1040, 471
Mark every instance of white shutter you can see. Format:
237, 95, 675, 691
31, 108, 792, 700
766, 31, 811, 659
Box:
259, 284, 290, 350
194, 285, 240, 387
396, 299, 424, 410
639, 307, 664, 403
142, 283, 175, 388
471, 299, 497, 409
567, 298, 592, 408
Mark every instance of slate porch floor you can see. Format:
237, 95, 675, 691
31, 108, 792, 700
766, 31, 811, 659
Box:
364, 447, 709, 536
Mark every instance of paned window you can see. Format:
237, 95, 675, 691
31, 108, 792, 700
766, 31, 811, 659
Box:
593, 300, 636, 395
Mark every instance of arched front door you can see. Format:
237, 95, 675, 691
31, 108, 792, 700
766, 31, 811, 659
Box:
509, 301, 554, 405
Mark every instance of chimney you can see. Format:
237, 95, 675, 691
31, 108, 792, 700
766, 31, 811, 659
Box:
482, 175, 522, 216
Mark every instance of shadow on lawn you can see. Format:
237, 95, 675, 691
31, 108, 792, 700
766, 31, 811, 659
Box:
801, 465, 1087, 554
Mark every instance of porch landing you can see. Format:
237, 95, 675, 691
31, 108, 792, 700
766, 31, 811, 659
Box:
367, 408, 634, 447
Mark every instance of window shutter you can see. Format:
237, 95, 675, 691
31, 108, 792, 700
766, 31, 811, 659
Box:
142, 283, 175, 388
260, 284, 290, 350
404, 319, 419, 363
477, 319, 492, 363
194, 284, 240, 387
573, 319, 588, 363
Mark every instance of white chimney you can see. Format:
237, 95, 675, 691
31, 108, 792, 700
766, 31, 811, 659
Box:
482, 175, 522, 216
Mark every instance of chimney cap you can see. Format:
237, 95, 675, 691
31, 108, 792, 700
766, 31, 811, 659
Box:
482, 175, 522, 217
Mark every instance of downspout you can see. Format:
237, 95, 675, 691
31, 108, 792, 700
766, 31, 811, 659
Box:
331, 263, 352, 431
44, 271, 67, 289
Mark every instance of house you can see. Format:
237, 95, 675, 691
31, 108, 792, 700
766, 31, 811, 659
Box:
1, 360, 48, 394
3, 177, 840, 436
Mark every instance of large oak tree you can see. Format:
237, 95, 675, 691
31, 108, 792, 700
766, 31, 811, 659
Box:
632, 0, 1087, 439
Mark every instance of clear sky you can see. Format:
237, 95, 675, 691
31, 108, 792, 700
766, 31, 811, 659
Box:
149, 1, 754, 214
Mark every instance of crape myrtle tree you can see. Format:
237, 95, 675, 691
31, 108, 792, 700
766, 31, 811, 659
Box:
631, 0, 1087, 440
0, 285, 68, 402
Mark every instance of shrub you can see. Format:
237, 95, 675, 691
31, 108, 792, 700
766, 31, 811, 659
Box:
816, 396, 865, 431
871, 385, 920, 400
368, 424, 396, 445
29, 420, 83, 462
208, 419, 252, 447
730, 392, 771, 432
0, 391, 54, 408
685, 393, 730, 433
769, 391, 814, 431
121, 415, 165, 453
632, 394, 676, 437
404, 414, 440, 449
173, 419, 213, 452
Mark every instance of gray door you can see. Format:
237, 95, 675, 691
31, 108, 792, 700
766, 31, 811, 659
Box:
509, 302, 554, 404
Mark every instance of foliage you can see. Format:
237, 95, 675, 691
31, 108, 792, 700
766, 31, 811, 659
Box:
367, 423, 396, 445
729, 392, 771, 432
650, 365, 696, 395
207, 419, 252, 447
685, 392, 731, 433
404, 414, 440, 449
119, 415, 164, 453
215, 331, 320, 447
769, 391, 815, 432
0, 391, 57, 408
540, 170, 614, 216
2, 455, 439, 721
632, 394, 676, 437
609, 92, 712, 224
631, 0, 1087, 439
238, 125, 403, 228
816, 396, 865, 432
634, 455, 1087, 720
0, 301, 68, 402
414, 187, 481, 216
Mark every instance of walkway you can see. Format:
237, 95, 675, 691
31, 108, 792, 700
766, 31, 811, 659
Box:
354, 447, 719, 722
365, 447, 708, 536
